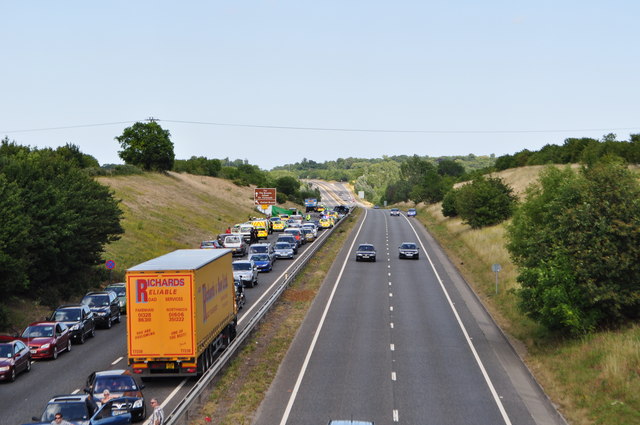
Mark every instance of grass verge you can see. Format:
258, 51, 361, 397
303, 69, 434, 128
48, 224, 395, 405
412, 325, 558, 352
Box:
194, 209, 362, 425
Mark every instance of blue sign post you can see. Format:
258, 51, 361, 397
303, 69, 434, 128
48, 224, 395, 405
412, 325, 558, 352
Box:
105, 260, 115, 284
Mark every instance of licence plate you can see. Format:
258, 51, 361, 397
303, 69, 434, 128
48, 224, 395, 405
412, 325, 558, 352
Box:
166, 362, 175, 369
30, 350, 36, 354
113, 410, 126, 416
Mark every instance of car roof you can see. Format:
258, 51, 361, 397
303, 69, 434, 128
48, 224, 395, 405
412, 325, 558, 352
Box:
358, 244, 375, 248
55, 304, 86, 309
94, 369, 128, 377
48, 394, 92, 403
27, 321, 58, 326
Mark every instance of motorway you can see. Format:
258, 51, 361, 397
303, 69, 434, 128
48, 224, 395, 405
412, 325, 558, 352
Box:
252, 189, 565, 424
0, 184, 348, 425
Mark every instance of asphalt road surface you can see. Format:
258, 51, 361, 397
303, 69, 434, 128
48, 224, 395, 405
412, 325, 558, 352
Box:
252, 207, 566, 425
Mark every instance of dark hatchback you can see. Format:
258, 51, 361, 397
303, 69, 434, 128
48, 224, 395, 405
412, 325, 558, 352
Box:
81, 291, 121, 329
0, 337, 31, 382
85, 369, 146, 422
50, 304, 96, 344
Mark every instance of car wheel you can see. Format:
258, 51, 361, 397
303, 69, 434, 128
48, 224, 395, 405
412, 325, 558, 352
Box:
90, 326, 96, 338
415, 255, 419, 260
115, 311, 121, 323
9, 368, 16, 382
372, 257, 376, 262
26, 360, 31, 373
106, 317, 112, 329
78, 331, 85, 344
66, 339, 72, 353
52, 347, 58, 360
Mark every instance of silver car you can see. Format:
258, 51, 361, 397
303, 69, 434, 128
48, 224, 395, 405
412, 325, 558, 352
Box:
274, 242, 295, 259
232, 259, 258, 288
355, 244, 376, 262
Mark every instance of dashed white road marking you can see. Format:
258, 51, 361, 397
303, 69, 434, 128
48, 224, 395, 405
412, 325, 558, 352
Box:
390, 344, 395, 351
112, 356, 123, 365
391, 371, 397, 381
393, 409, 399, 422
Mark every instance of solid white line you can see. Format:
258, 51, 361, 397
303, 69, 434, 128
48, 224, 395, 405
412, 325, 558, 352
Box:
112, 356, 123, 365
404, 216, 513, 425
278, 209, 369, 425
72, 389, 80, 394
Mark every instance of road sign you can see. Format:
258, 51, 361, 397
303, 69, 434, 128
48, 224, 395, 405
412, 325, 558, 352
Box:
105, 260, 116, 270
254, 188, 277, 205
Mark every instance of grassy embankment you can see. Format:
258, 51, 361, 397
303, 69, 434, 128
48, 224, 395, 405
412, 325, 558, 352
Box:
410, 165, 639, 425
5, 171, 295, 330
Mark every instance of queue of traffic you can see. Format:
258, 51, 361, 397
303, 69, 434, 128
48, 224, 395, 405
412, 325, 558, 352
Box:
1, 204, 351, 425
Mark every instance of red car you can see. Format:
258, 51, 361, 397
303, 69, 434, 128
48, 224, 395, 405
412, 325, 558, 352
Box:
18, 321, 71, 360
0, 337, 32, 382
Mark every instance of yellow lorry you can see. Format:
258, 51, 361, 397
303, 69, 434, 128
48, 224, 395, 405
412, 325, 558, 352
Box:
126, 249, 237, 378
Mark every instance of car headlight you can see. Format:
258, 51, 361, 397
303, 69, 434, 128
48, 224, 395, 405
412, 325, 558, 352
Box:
70, 324, 80, 331
133, 399, 143, 408
0, 366, 10, 372
41, 343, 50, 349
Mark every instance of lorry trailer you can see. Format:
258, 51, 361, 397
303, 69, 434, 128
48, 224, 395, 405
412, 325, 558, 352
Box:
126, 249, 237, 378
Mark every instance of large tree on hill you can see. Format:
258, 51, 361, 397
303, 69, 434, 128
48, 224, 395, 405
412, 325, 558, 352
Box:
506, 160, 640, 335
116, 121, 175, 171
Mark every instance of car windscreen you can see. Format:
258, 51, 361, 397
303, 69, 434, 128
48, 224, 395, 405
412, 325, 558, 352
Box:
225, 236, 241, 244
95, 375, 138, 393
233, 263, 252, 271
22, 325, 54, 338
250, 254, 269, 262
0, 344, 12, 358
107, 286, 126, 296
251, 246, 268, 253
401, 243, 417, 249
83, 295, 110, 307
358, 245, 374, 251
53, 309, 81, 322
275, 243, 291, 249
42, 402, 89, 422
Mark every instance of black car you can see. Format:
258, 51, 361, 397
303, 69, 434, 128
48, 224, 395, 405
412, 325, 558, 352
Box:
27, 393, 133, 425
50, 304, 96, 344
105, 283, 127, 314
355, 244, 377, 262
81, 291, 121, 329
85, 369, 146, 422
398, 242, 420, 259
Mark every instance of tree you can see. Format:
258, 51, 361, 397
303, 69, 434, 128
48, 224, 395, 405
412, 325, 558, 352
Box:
455, 176, 516, 229
116, 121, 175, 171
276, 176, 300, 196
506, 161, 640, 334
437, 159, 465, 177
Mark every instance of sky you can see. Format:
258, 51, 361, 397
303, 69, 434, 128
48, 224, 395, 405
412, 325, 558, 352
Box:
2, 1, 639, 170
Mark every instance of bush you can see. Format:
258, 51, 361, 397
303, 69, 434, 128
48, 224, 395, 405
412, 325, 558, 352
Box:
441, 189, 458, 217
455, 176, 516, 229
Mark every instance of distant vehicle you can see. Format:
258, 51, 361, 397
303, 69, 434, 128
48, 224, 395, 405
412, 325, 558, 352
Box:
105, 283, 127, 314
81, 291, 121, 329
398, 242, 420, 259
200, 240, 223, 249
249, 253, 274, 272
18, 321, 71, 360
333, 205, 349, 215
373, 205, 380, 209
390, 208, 400, 216
84, 369, 146, 422
284, 228, 305, 246
274, 242, 295, 259
301, 222, 318, 237
318, 218, 332, 229
355, 244, 377, 262
49, 304, 96, 344
249, 242, 276, 263
407, 208, 417, 217
328, 421, 374, 425
301, 228, 315, 242
27, 393, 133, 425
223, 234, 247, 257
276, 235, 299, 254
0, 338, 31, 382
270, 217, 286, 231
232, 259, 259, 288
